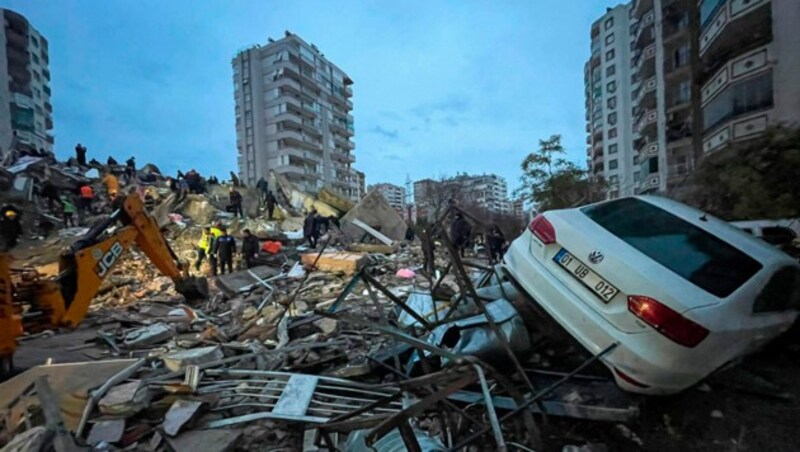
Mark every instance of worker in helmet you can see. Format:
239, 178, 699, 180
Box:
0, 206, 22, 251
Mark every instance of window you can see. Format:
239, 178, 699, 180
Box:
581, 198, 762, 297
606, 65, 616, 77
633, 155, 639, 164
31, 53, 39, 65
609, 159, 618, 170
605, 33, 615, 45
608, 112, 617, 125
608, 128, 617, 139
634, 171, 640, 182
33, 71, 40, 81
703, 72, 773, 132
609, 175, 619, 184
675, 80, 691, 105
700, 0, 726, 28
607, 97, 617, 110
30, 36, 38, 47
606, 49, 615, 61
648, 156, 658, 174
607, 81, 617, 93
753, 267, 800, 312
605, 17, 614, 30
673, 45, 690, 69
609, 143, 618, 154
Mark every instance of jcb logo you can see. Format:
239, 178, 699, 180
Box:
96, 242, 124, 278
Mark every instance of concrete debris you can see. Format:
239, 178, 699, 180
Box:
162, 346, 224, 372
300, 252, 366, 275
87, 419, 125, 445
98, 380, 149, 416
162, 400, 204, 437
123, 323, 173, 349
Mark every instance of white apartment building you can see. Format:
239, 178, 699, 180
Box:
584, 4, 637, 198
368, 182, 406, 213
413, 173, 511, 220
0, 9, 54, 154
698, 0, 800, 156
232, 32, 359, 201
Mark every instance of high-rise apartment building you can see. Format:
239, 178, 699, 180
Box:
585, 4, 636, 198
368, 182, 406, 213
0, 9, 54, 154
232, 32, 359, 201
413, 173, 511, 221
698, 0, 800, 156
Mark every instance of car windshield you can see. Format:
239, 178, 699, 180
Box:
581, 198, 762, 298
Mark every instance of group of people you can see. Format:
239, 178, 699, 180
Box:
303, 208, 341, 248
194, 224, 263, 276
451, 212, 507, 261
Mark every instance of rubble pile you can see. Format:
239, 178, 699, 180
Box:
0, 150, 796, 451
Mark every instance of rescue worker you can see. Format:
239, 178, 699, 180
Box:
486, 224, 506, 262
0, 206, 22, 251
404, 221, 416, 241
241, 229, 260, 269
229, 188, 244, 219
266, 191, 277, 220
208, 223, 224, 276
450, 212, 472, 258
194, 227, 213, 271
102, 171, 119, 201
214, 227, 236, 275
107, 156, 118, 166
60, 195, 76, 228
79, 184, 94, 215
39, 180, 60, 211
304, 208, 319, 248
125, 157, 136, 179
75, 143, 87, 166
230, 171, 241, 187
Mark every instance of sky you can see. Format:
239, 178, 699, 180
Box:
5, 0, 615, 192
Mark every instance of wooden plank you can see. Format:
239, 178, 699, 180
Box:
273, 375, 319, 417
300, 253, 366, 275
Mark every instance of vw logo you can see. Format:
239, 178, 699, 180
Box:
588, 250, 604, 264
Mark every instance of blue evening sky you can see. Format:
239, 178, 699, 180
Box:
6, 1, 617, 192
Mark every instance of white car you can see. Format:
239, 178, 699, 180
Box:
503, 196, 800, 395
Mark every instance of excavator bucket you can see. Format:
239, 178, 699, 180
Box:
174, 276, 209, 301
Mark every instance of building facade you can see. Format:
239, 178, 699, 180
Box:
413, 173, 511, 221
585, 4, 636, 198
368, 182, 406, 213
0, 9, 54, 155
698, 0, 800, 156
232, 32, 359, 201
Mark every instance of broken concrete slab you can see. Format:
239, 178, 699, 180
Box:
162, 346, 224, 372
301, 252, 366, 276
165, 428, 242, 452
87, 419, 125, 445
215, 265, 282, 297
98, 380, 149, 416
348, 243, 398, 254
162, 399, 204, 437
123, 323, 173, 349
341, 189, 407, 242
350, 218, 394, 246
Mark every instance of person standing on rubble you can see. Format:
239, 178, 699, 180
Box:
78, 184, 94, 216
486, 224, 506, 262
102, 171, 119, 201
229, 188, 244, 219
194, 227, 213, 272
125, 157, 136, 179
241, 229, 260, 268
75, 143, 87, 166
208, 223, 223, 276
304, 208, 319, 248
107, 156, 118, 166
266, 191, 277, 220
256, 177, 269, 205
39, 180, 60, 211
450, 212, 472, 258
60, 195, 76, 228
214, 226, 237, 275
0, 206, 23, 251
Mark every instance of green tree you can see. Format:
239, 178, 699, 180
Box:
516, 135, 606, 211
681, 126, 800, 220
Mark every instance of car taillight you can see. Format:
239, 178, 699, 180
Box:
628, 295, 709, 348
528, 214, 556, 244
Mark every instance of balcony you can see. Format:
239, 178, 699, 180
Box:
632, 0, 654, 19
333, 134, 354, 150
634, 76, 657, 107
634, 19, 655, 50
344, 86, 353, 98
5, 27, 28, 49
666, 120, 693, 143
635, 109, 658, 137
635, 43, 657, 79
45, 117, 53, 130
272, 76, 302, 94
700, 0, 771, 65
4, 10, 29, 34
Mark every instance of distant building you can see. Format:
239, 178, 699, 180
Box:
232, 31, 359, 201
355, 169, 366, 200
368, 182, 406, 213
413, 173, 511, 221
0, 9, 54, 154
512, 198, 529, 221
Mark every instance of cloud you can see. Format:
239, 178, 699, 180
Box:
370, 125, 399, 139
410, 95, 471, 117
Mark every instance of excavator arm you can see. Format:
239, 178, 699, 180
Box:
0, 192, 208, 374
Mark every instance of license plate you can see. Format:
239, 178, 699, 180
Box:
554, 249, 619, 303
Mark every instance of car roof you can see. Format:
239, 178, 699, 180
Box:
583, 195, 798, 269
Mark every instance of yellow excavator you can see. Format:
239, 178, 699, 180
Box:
0, 192, 208, 376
